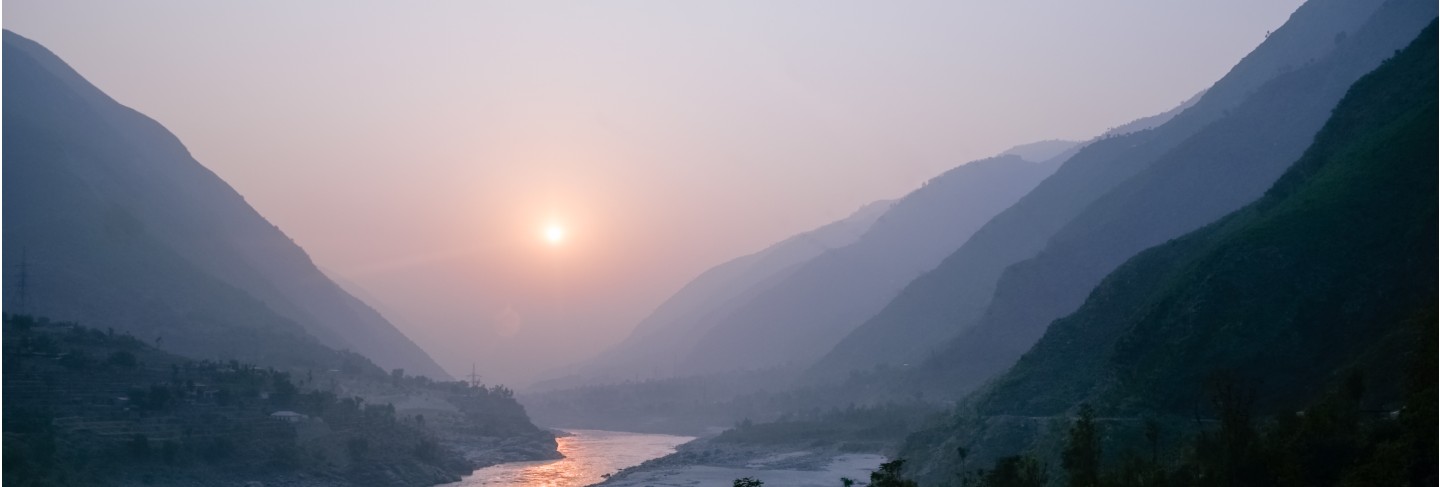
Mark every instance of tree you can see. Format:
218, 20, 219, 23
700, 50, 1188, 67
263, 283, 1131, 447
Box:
161, 440, 180, 465
1144, 418, 1160, 464
733, 477, 764, 487
347, 437, 370, 460
982, 455, 1048, 487
128, 434, 151, 460
271, 375, 298, 408
1197, 372, 1261, 486
1062, 404, 1101, 487
106, 351, 138, 368
871, 459, 919, 487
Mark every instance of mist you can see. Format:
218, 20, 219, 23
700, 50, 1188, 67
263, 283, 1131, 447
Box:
4, 1, 1303, 385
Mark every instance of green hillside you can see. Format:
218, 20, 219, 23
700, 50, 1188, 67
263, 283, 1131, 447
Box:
901, 21, 1436, 484
908, 0, 1435, 401
982, 21, 1436, 417
807, 0, 1394, 386
1, 30, 450, 379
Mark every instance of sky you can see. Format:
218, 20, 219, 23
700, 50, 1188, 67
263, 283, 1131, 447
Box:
4, 1, 1304, 386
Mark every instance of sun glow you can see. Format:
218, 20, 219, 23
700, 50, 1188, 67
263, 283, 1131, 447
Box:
543, 223, 567, 245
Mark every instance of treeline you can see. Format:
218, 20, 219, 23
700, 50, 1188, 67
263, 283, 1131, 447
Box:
956, 363, 1434, 487
732, 361, 1435, 487
1, 314, 540, 486
891, 357, 1435, 487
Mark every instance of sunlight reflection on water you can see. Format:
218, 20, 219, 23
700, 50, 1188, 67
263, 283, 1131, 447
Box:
442, 429, 693, 487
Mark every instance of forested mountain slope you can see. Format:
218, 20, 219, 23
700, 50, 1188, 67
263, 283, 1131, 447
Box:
804, 0, 1390, 384
3, 315, 557, 486
911, 0, 1435, 396
901, 22, 1437, 483
1, 30, 448, 378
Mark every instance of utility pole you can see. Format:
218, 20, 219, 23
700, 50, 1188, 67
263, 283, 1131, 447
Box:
466, 363, 482, 388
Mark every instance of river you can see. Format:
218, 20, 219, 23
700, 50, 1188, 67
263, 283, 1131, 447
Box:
441, 429, 694, 487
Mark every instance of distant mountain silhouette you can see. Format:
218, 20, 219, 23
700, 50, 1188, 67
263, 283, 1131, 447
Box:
804, 0, 1402, 385
1, 30, 450, 378
807, 98, 1197, 382
900, 23, 1436, 481
671, 145, 1071, 377
1000, 140, 1081, 164
1098, 89, 1204, 138
531, 199, 892, 389
913, 0, 1435, 396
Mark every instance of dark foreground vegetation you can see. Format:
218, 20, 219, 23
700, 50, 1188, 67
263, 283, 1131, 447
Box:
955, 357, 1435, 487
732, 349, 1435, 487
2, 314, 557, 487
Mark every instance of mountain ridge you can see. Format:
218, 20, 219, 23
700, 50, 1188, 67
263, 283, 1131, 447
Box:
675, 150, 1063, 377
804, 0, 1394, 384
908, 0, 1436, 397
2, 30, 449, 378
899, 23, 1436, 482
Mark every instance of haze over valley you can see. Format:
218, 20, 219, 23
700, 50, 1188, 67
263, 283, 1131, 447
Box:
5, 0, 1309, 386
3, 1, 1436, 486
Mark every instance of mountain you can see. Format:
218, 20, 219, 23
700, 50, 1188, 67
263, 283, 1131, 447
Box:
674, 147, 1069, 377
901, 22, 1436, 481
804, 0, 1398, 384
806, 96, 1195, 381
531, 199, 892, 389
1000, 140, 1081, 164
2, 314, 560, 486
984, 18, 1436, 420
908, 0, 1436, 395
1098, 89, 1204, 138
1, 30, 449, 378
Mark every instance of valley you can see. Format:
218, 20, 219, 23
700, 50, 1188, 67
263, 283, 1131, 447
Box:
3, 1, 1435, 486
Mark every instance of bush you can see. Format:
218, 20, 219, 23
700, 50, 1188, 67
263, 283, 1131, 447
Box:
128, 434, 150, 460
106, 351, 139, 368
413, 439, 440, 462
199, 438, 236, 463
347, 437, 370, 460
269, 445, 303, 470
160, 441, 180, 465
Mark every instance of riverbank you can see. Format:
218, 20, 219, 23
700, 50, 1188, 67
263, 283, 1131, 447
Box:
445, 430, 564, 470
441, 429, 693, 486
593, 436, 885, 487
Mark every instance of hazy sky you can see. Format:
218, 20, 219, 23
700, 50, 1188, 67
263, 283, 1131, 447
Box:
4, 1, 1304, 385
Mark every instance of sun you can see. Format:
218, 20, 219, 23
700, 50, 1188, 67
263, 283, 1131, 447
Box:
543, 223, 567, 245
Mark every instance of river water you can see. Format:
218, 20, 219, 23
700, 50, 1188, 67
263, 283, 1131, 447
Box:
442, 429, 694, 487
